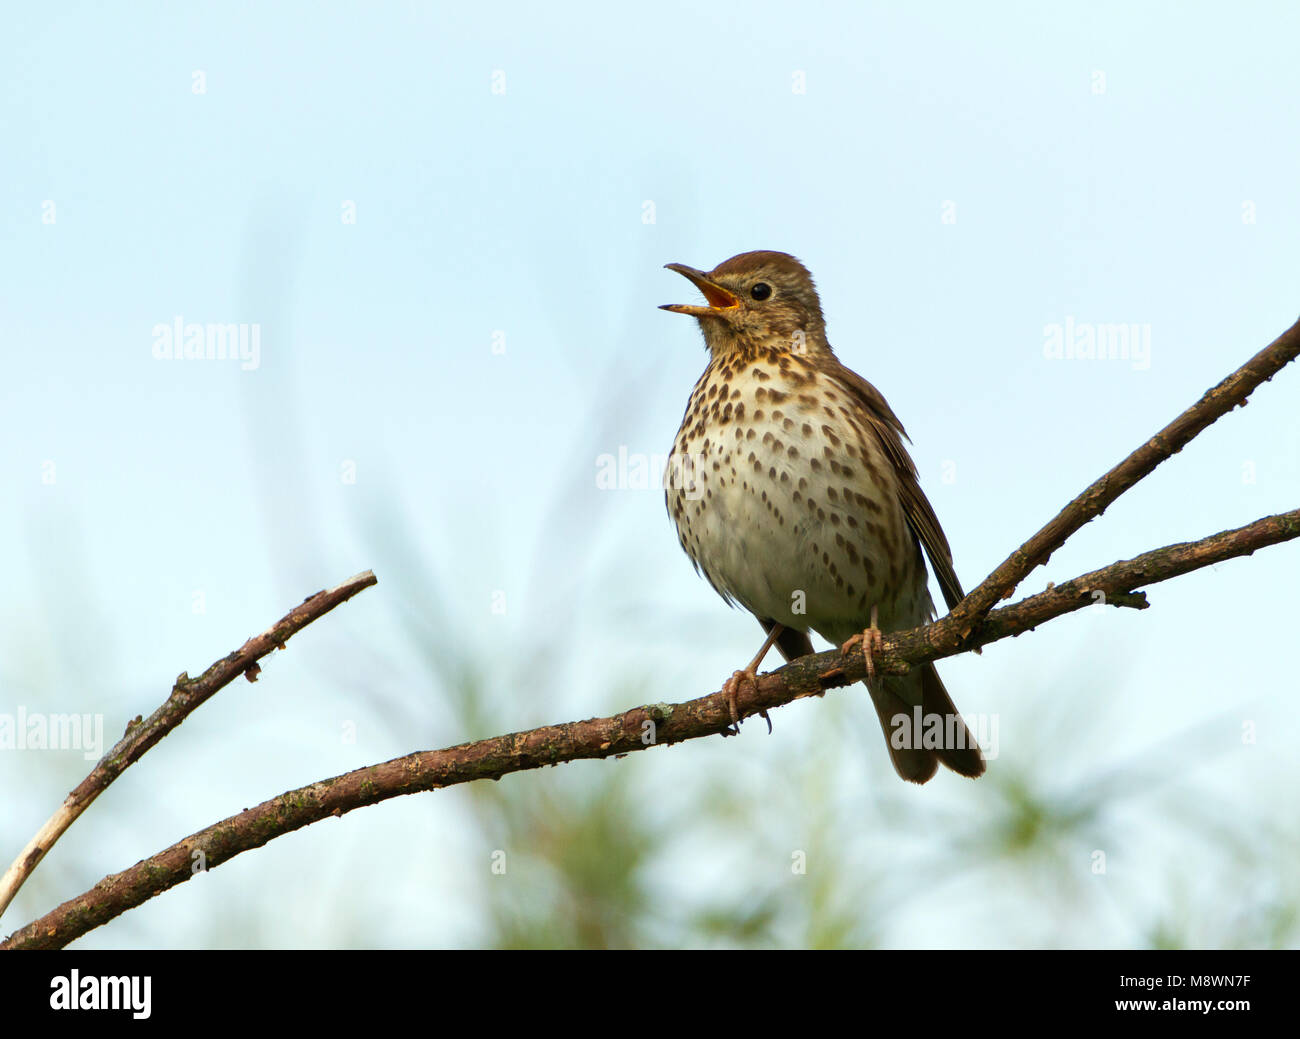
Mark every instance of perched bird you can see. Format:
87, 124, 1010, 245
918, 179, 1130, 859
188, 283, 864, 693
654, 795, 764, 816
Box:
661, 250, 984, 783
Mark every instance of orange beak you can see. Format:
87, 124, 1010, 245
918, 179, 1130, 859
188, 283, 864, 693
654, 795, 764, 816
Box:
659, 263, 740, 317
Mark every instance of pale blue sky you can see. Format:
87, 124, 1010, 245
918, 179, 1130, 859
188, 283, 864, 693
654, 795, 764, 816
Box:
2, 2, 1297, 947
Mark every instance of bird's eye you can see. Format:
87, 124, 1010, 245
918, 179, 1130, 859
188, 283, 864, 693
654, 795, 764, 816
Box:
750, 282, 772, 301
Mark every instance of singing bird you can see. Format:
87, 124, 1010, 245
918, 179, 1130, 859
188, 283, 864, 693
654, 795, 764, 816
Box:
661, 250, 984, 783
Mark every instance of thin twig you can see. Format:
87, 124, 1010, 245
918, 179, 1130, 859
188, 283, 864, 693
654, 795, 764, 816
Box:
5, 509, 1296, 950
0, 570, 379, 920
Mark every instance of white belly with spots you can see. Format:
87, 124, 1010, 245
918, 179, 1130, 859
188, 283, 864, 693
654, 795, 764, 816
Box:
667, 367, 931, 645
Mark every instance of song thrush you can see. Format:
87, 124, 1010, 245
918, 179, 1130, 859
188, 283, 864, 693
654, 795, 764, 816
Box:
661, 250, 985, 783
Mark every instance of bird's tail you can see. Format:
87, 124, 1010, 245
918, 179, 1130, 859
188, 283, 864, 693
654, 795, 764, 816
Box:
866, 663, 985, 784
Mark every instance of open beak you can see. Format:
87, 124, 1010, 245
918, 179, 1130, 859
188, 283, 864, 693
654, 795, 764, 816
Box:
659, 263, 740, 317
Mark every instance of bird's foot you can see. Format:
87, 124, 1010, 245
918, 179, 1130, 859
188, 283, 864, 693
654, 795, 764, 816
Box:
839, 604, 884, 682
721, 668, 757, 735
722, 670, 769, 733
719, 625, 783, 734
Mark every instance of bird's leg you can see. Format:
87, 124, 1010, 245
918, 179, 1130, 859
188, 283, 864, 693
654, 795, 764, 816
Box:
722, 624, 783, 734
839, 605, 884, 682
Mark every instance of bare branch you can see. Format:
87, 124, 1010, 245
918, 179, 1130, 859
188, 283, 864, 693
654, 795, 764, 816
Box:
945, 315, 1300, 643
0, 570, 378, 919
841, 508, 1300, 680
5, 509, 1296, 950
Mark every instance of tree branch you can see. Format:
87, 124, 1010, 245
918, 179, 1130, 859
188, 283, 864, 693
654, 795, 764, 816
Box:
944, 315, 1300, 644
830, 507, 1300, 684
4, 508, 1296, 950
0, 570, 378, 920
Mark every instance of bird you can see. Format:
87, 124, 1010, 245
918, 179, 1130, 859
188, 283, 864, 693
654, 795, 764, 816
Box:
661, 250, 984, 783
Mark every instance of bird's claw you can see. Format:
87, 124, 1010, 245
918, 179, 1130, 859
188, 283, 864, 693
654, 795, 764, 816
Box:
720, 624, 784, 735
839, 605, 884, 682
721, 668, 755, 734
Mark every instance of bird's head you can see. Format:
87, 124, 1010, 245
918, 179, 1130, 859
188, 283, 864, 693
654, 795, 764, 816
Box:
660, 250, 829, 361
